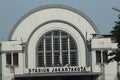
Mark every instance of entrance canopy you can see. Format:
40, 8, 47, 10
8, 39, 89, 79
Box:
15, 72, 101, 78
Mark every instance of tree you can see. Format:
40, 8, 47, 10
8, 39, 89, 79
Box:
111, 15, 120, 48
108, 15, 120, 62
109, 12, 120, 80
108, 49, 120, 62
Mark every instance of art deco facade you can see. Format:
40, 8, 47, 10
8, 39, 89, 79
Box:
1, 4, 118, 80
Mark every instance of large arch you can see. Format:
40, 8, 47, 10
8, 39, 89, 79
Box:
8, 4, 100, 41
7, 4, 100, 68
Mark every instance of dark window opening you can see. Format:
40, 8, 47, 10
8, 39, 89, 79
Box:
96, 50, 101, 63
6, 53, 11, 65
96, 50, 108, 64
6, 52, 19, 67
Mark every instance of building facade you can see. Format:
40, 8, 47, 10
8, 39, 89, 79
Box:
1, 4, 118, 80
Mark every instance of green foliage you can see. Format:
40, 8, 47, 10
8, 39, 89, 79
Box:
108, 49, 120, 62
111, 15, 120, 48
109, 15, 120, 62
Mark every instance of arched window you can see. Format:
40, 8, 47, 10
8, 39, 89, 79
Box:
36, 30, 77, 67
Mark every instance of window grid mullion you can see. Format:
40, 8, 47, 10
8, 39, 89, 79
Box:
60, 31, 62, 65
51, 32, 54, 66
43, 35, 46, 66
68, 35, 70, 65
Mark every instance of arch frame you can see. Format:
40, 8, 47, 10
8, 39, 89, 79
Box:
8, 4, 100, 40
27, 21, 86, 68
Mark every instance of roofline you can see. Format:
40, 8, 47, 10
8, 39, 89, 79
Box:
8, 4, 100, 40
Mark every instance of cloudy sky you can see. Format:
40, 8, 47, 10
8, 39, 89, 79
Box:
0, 0, 120, 41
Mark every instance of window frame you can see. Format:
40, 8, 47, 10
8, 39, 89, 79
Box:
6, 53, 12, 66
36, 30, 78, 67
6, 52, 19, 67
96, 50, 108, 64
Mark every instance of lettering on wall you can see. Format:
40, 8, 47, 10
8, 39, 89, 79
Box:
28, 66, 90, 73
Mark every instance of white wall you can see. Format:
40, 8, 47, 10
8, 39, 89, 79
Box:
1, 41, 25, 80
2, 5, 118, 80
91, 38, 118, 80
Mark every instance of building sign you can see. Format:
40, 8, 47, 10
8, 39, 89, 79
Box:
28, 66, 90, 73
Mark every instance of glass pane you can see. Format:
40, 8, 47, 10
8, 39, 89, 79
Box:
62, 38, 68, 50
62, 52, 68, 66
96, 50, 101, 63
6, 53, 11, 65
103, 50, 108, 63
53, 31, 59, 36
54, 52, 60, 66
61, 32, 67, 36
70, 37, 76, 50
70, 52, 77, 66
13, 53, 18, 66
46, 32, 51, 36
46, 38, 51, 50
54, 38, 59, 50
37, 52, 44, 67
46, 52, 52, 67
37, 38, 44, 51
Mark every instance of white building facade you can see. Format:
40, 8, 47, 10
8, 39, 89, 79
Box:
1, 4, 118, 80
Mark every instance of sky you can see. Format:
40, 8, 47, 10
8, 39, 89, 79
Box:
0, 0, 120, 41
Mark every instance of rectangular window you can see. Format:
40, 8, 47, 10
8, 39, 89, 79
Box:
6, 53, 11, 65
6, 52, 19, 67
96, 50, 108, 64
13, 53, 18, 66
96, 50, 101, 63
103, 50, 108, 63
